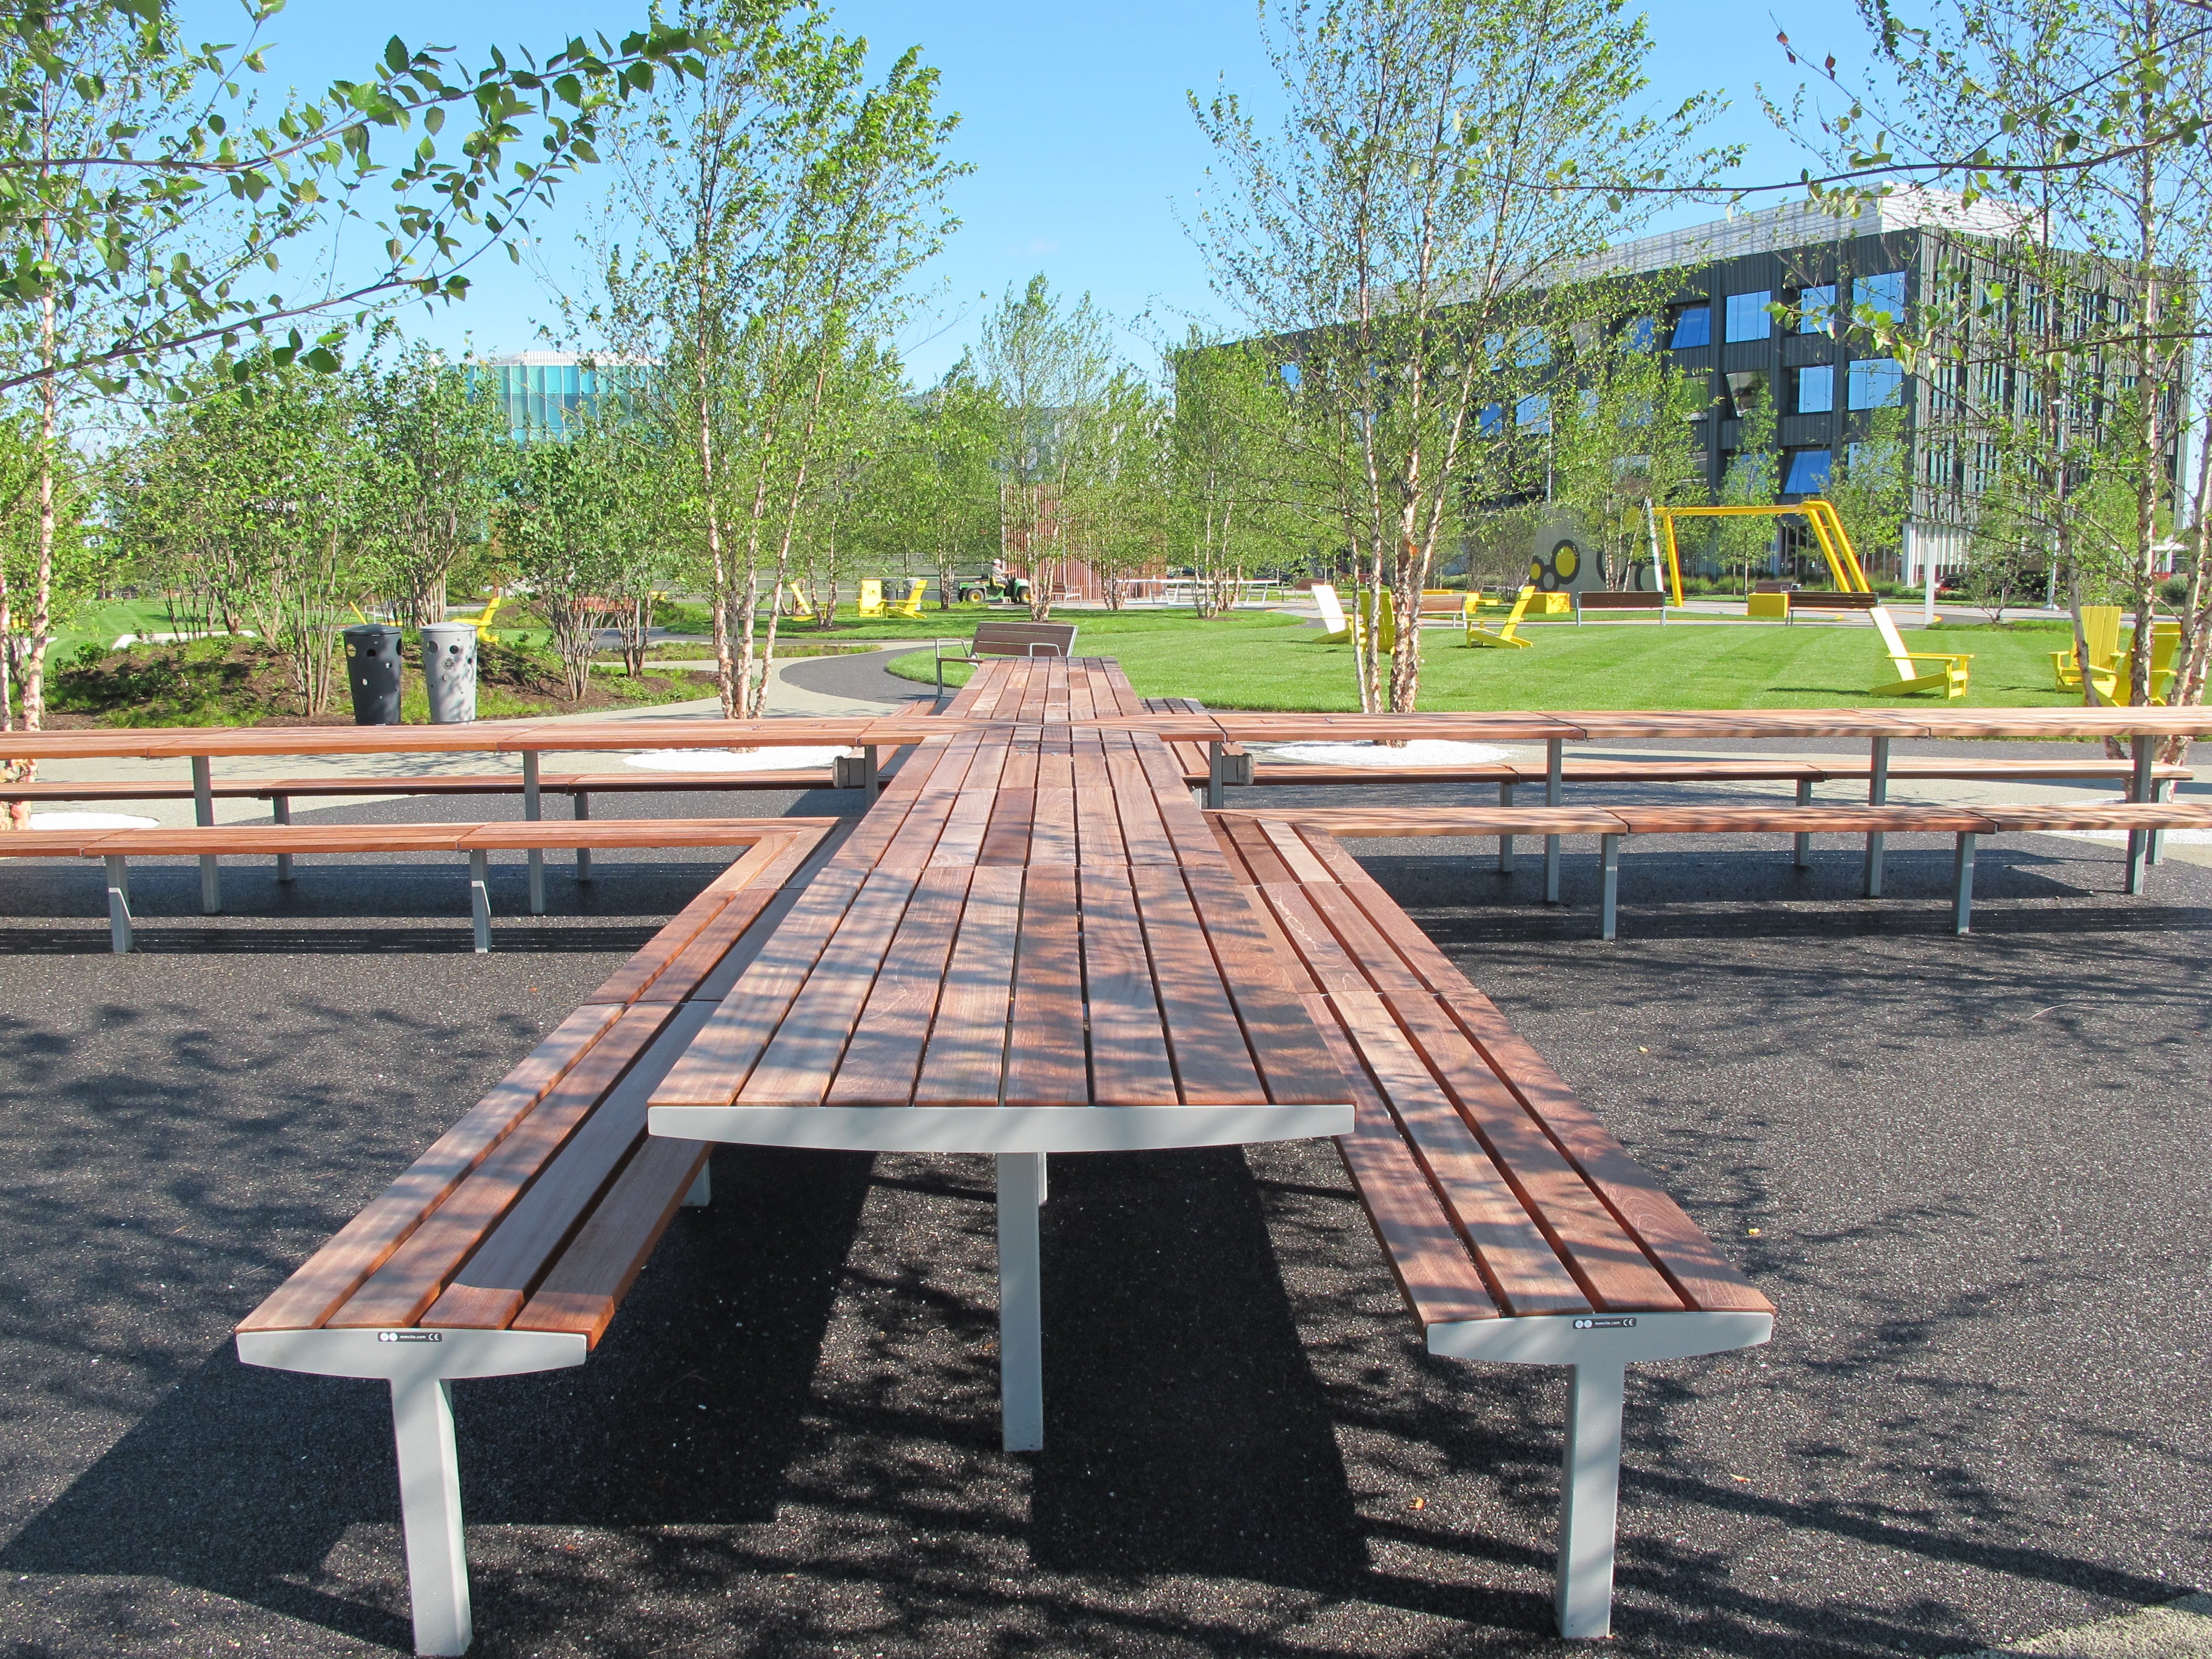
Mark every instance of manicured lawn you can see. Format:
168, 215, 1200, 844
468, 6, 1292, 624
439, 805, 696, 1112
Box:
884, 609, 2084, 711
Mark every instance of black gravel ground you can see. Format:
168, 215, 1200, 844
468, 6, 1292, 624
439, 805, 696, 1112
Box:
0, 774, 2206, 1657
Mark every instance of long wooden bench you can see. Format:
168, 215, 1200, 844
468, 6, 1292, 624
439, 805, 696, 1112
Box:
1227, 799, 2212, 938
0, 817, 839, 953
232, 823, 833, 1656
1207, 811, 1773, 1637
0, 767, 846, 805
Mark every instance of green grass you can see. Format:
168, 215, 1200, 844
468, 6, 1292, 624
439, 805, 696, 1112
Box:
883, 610, 2085, 711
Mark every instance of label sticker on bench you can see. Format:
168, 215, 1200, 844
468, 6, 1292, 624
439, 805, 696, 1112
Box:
1573, 1316, 1637, 1330
377, 1331, 443, 1343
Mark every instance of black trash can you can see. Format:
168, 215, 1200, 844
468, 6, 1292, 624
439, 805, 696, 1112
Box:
343, 624, 405, 725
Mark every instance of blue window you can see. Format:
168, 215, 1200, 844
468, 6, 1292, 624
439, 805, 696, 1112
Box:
1794, 284, 1837, 333
1669, 306, 1711, 349
1783, 449, 1832, 494
1515, 394, 1550, 433
1857, 270, 1908, 323
1279, 361, 1302, 390
1847, 358, 1905, 409
1725, 291, 1774, 342
1478, 402, 1504, 437
1795, 364, 1835, 414
1514, 328, 1551, 368
1624, 316, 1659, 351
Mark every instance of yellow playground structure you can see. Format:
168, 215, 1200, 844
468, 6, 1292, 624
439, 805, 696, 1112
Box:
1652, 499, 1972, 699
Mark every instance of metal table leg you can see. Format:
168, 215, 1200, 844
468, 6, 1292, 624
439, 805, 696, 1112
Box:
271, 794, 293, 883
572, 792, 591, 883
1498, 780, 1516, 873
468, 850, 492, 954
1598, 834, 1621, 940
1952, 831, 1977, 934
523, 751, 545, 915
996, 1151, 1045, 1452
1863, 736, 1890, 898
192, 754, 220, 914
1544, 738, 1564, 904
2127, 739, 2154, 894
104, 856, 132, 953
390, 1375, 473, 1657
1554, 1361, 1626, 1639
1793, 778, 1813, 867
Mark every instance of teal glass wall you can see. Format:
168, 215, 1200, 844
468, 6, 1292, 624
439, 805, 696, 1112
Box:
469, 360, 648, 438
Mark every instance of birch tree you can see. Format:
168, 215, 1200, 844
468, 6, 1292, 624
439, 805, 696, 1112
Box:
588, 0, 958, 714
976, 275, 1122, 620
1190, 0, 1730, 711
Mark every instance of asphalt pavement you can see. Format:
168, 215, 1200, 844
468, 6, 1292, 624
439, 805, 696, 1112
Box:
0, 777, 2207, 1658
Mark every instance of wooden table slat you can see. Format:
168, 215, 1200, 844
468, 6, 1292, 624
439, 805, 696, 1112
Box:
1004, 869, 1091, 1107
1078, 868, 1183, 1106
911, 865, 1027, 1106
649, 866, 872, 1108
825, 866, 975, 1107
737, 870, 922, 1107
1129, 866, 1269, 1104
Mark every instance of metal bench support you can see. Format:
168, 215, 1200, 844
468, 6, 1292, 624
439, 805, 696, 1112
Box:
1498, 780, 1515, 872
683, 1158, 712, 1207
573, 791, 592, 883
1793, 778, 1813, 866
1863, 736, 1891, 898
1544, 738, 1564, 903
104, 856, 132, 954
2127, 741, 2155, 894
1598, 834, 1621, 940
996, 1151, 1045, 1452
468, 850, 492, 954
271, 794, 294, 883
192, 755, 220, 914
523, 752, 545, 914
1556, 1361, 1627, 1640
1953, 831, 1977, 934
390, 1375, 473, 1657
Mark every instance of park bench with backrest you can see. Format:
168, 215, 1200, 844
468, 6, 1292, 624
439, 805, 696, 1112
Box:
931, 618, 1078, 697
1573, 589, 1667, 623
1786, 591, 1881, 615
1205, 809, 1773, 1638
230, 823, 833, 1657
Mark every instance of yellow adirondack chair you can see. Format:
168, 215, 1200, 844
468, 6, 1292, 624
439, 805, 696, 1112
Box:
468, 594, 508, 642
855, 578, 886, 617
889, 576, 927, 619
1358, 591, 1404, 652
1868, 605, 1971, 697
1465, 586, 1537, 649
777, 583, 817, 622
2051, 606, 2122, 694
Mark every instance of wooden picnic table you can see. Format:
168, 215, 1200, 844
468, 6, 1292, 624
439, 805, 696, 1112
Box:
645, 657, 1356, 1450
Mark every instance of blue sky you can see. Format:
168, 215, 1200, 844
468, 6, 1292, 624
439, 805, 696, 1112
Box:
179, 0, 1875, 384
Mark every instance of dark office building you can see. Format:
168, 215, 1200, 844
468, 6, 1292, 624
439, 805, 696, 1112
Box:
1553, 189, 2186, 583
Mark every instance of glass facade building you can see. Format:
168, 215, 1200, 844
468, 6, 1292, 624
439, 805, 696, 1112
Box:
472, 352, 652, 439
1531, 188, 2190, 578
